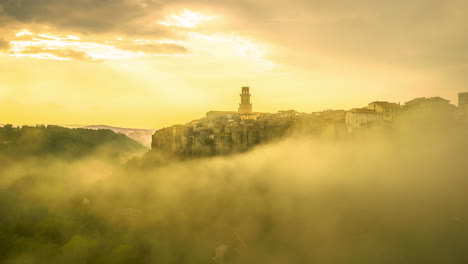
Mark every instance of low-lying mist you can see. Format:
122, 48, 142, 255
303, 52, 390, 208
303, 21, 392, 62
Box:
1, 111, 468, 264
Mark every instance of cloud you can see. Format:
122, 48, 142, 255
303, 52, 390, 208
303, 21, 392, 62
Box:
13, 46, 94, 61
6, 29, 191, 61
7, 31, 144, 61
258, 0, 468, 68
120, 43, 189, 54
0, 0, 168, 35
159, 9, 216, 28
1, 0, 468, 86
0, 38, 9, 50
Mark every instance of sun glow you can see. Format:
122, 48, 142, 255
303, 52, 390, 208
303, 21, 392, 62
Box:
187, 32, 277, 71
9, 31, 142, 61
7, 28, 276, 70
15, 29, 34, 37
159, 10, 216, 28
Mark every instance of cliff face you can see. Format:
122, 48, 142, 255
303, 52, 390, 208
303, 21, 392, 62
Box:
151, 110, 346, 157
152, 123, 289, 157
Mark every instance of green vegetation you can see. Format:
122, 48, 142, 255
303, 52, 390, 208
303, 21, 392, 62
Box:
0, 125, 145, 162
0, 124, 148, 263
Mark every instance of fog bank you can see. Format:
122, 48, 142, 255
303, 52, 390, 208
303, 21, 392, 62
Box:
1, 112, 468, 263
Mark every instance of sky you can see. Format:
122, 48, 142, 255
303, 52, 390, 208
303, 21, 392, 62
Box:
0, 0, 467, 128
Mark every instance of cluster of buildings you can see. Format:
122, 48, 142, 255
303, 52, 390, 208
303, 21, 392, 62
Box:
152, 87, 303, 156
151, 87, 468, 156
345, 95, 467, 132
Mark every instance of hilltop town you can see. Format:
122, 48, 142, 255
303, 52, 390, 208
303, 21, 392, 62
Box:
152, 87, 468, 157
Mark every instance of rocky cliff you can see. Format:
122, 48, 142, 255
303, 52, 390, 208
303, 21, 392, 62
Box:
151, 110, 346, 157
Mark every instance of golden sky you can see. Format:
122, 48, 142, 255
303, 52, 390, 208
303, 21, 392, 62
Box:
0, 0, 467, 128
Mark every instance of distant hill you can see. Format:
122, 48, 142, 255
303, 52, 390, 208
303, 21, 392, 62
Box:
0, 125, 146, 161
81, 125, 155, 147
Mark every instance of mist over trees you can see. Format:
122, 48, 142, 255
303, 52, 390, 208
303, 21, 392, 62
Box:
0, 125, 145, 162
1, 112, 468, 263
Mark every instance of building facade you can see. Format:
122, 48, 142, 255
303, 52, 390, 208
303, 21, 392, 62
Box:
366, 101, 401, 121
346, 108, 381, 132
204, 86, 261, 126
238, 86, 252, 115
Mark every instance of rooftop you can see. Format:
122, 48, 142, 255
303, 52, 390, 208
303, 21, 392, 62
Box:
405, 97, 450, 105
206, 111, 239, 114
369, 101, 400, 108
348, 108, 379, 114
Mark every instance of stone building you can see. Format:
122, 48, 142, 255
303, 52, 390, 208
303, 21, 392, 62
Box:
312, 110, 346, 122
365, 101, 401, 121
206, 111, 240, 127
404, 97, 456, 112
238, 86, 252, 115
150, 86, 324, 157
345, 108, 381, 132
345, 100, 401, 132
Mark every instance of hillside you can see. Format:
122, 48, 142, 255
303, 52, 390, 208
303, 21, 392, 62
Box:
82, 125, 155, 147
0, 125, 145, 161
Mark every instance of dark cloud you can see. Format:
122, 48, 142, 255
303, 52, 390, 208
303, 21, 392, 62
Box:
120, 43, 189, 54
0, 0, 171, 36
0, 38, 9, 50
1, 0, 467, 71
199, 0, 468, 71
296, 0, 468, 66
12, 46, 94, 61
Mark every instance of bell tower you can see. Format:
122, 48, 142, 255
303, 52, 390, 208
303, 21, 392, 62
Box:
238, 86, 252, 114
